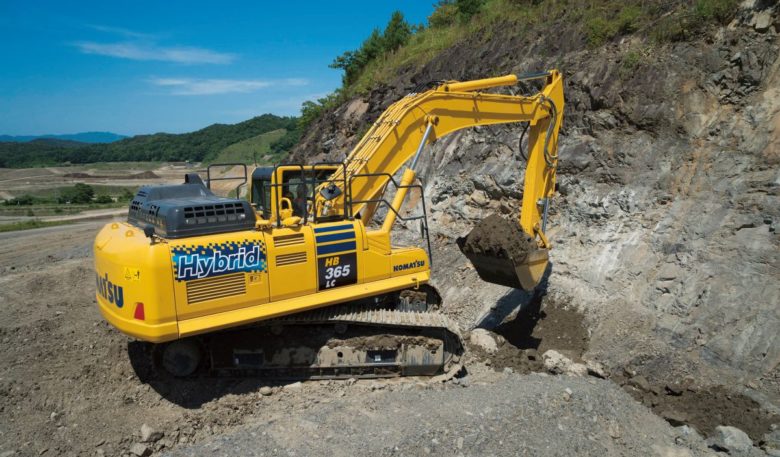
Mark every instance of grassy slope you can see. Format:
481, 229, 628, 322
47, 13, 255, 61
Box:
209, 129, 287, 165
345, 0, 739, 97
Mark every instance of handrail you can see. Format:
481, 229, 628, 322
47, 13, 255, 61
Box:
206, 163, 248, 199
348, 172, 433, 265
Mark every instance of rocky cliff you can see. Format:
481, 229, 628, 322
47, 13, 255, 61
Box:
293, 0, 779, 413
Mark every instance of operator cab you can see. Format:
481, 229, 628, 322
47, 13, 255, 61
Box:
250, 164, 342, 224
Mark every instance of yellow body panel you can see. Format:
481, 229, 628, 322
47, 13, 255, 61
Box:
95, 217, 430, 343
95, 222, 180, 342
169, 231, 270, 320
266, 225, 316, 301
177, 270, 429, 338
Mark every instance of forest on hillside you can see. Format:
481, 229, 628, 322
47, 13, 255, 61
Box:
0, 114, 298, 168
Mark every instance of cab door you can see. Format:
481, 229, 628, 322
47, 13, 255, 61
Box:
266, 225, 317, 301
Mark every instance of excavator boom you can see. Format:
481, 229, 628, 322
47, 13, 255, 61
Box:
319, 70, 564, 289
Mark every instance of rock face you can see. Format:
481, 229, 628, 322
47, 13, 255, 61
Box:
292, 2, 780, 400
129, 443, 151, 457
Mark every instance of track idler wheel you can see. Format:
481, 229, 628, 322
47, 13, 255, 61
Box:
160, 339, 202, 377
457, 213, 548, 290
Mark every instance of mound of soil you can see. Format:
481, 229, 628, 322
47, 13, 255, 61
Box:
131, 171, 160, 179
470, 296, 589, 373
62, 171, 160, 179
618, 377, 780, 442
496, 294, 589, 360
457, 214, 534, 261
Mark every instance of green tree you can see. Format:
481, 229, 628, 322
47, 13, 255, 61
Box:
59, 183, 95, 204
120, 189, 136, 201
455, 0, 484, 22
429, 1, 458, 28
329, 11, 412, 86
382, 11, 412, 52
4, 194, 34, 206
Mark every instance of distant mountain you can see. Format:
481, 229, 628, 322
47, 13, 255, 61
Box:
0, 114, 299, 168
0, 131, 127, 144
28, 138, 89, 148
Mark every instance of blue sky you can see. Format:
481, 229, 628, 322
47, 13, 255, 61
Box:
0, 1, 434, 136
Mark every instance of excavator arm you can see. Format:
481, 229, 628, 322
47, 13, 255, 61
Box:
316, 70, 563, 247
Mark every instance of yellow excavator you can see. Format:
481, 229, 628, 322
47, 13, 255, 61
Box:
94, 70, 563, 378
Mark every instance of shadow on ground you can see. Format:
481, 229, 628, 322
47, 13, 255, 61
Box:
128, 341, 296, 409
472, 264, 588, 366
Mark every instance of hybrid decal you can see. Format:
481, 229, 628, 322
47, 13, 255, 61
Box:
171, 241, 267, 281
96, 273, 124, 308
393, 260, 425, 272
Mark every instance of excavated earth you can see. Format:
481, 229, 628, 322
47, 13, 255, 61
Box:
458, 213, 534, 261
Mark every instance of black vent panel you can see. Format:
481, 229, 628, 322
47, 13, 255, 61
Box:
127, 183, 255, 239
183, 202, 247, 226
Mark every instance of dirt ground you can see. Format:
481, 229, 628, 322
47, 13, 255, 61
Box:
0, 163, 244, 224
0, 222, 776, 456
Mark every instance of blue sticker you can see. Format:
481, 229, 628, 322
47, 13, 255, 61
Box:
171, 241, 267, 281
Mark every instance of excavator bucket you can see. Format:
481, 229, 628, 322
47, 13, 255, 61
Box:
456, 214, 548, 290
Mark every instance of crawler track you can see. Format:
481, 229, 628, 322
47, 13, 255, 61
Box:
155, 295, 464, 380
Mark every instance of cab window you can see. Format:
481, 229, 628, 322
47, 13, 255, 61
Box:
282, 169, 336, 218
251, 179, 272, 218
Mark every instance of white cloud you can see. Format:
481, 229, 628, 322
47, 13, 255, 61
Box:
87, 25, 156, 40
148, 77, 309, 95
281, 78, 309, 87
74, 41, 235, 64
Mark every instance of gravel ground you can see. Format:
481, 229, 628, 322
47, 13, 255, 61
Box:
165, 373, 717, 457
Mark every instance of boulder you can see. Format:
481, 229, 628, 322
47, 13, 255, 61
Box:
283, 381, 303, 391
140, 423, 163, 443
763, 427, 780, 455
129, 443, 151, 457
706, 425, 753, 454
469, 329, 499, 353
584, 359, 608, 378
753, 11, 773, 32
259, 386, 273, 396
542, 350, 587, 377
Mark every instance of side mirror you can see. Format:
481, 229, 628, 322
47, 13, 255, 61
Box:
143, 224, 155, 238
143, 224, 157, 244
319, 184, 342, 201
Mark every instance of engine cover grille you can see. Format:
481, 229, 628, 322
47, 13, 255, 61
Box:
186, 273, 246, 304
